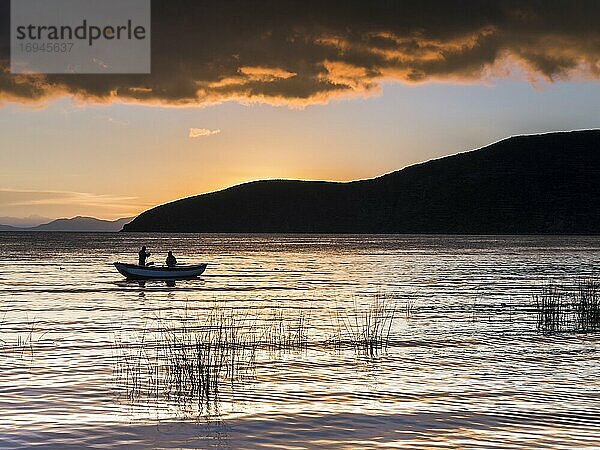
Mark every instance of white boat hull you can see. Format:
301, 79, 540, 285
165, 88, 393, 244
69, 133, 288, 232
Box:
114, 262, 207, 279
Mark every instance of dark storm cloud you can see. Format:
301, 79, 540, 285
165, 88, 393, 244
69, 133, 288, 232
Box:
0, 0, 599, 106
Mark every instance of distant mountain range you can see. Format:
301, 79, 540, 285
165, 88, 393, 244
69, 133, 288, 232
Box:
0, 224, 20, 231
0, 215, 52, 227
0, 216, 132, 232
123, 130, 600, 234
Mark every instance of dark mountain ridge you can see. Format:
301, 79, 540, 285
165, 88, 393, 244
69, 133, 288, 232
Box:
123, 130, 600, 234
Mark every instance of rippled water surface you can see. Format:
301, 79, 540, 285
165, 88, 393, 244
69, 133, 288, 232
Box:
1, 233, 600, 449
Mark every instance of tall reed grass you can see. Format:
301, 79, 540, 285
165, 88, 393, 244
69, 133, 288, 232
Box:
114, 305, 314, 406
533, 280, 600, 333
534, 286, 568, 332
574, 280, 600, 332
337, 294, 397, 355
114, 294, 404, 406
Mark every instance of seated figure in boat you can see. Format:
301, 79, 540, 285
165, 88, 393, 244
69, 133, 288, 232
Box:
166, 251, 177, 267
138, 246, 151, 266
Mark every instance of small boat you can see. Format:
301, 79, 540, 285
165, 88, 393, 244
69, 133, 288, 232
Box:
113, 262, 207, 280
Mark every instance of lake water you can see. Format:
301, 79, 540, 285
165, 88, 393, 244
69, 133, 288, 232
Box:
0, 233, 599, 449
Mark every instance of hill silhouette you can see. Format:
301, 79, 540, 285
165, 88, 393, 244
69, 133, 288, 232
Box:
123, 130, 600, 234
0, 216, 132, 232
30, 216, 133, 232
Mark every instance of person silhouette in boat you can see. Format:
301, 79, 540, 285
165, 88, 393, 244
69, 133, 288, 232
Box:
166, 251, 177, 268
138, 246, 151, 266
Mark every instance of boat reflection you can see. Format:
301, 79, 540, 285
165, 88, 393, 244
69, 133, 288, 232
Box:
115, 278, 205, 290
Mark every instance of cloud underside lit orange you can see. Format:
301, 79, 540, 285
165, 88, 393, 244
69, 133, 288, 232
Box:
1, 1, 599, 107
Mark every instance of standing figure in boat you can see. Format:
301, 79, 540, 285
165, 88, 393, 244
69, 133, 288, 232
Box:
138, 246, 151, 266
166, 251, 177, 267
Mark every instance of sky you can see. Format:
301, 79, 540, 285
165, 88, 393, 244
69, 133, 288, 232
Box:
0, 1, 599, 221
